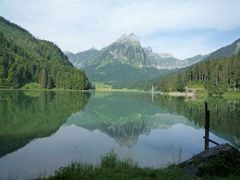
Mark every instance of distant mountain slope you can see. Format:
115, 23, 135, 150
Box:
0, 16, 90, 89
206, 39, 240, 60
143, 46, 179, 69
182, 54, 208, 66
144, 47, 207, 69
66, 33, 205, 83
64, 48, 100, 68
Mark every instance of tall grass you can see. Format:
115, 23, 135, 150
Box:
44, 151, 193, 180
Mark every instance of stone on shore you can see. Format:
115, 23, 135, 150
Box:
179, 143, 240, 177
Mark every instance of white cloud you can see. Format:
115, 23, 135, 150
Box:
0, 0, 240, 58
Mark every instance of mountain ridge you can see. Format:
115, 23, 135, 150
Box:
65, 33, 207, 83
66, 33, 207, 71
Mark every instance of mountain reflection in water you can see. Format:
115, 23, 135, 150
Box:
0, 91, 239, 180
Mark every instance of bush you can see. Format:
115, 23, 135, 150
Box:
22, 82, 42, 89
100, 150, 118, 168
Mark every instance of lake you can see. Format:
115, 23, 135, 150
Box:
0, 90, 239, 179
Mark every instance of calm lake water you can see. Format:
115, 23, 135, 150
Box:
0, 90, 239, 179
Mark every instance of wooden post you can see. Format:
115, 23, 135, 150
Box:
203, 102, 220, 148
204, 102, 210, 150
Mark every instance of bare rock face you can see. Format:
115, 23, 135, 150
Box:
180, 143, 240, 177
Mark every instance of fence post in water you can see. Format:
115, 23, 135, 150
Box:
204, 102, 210, 150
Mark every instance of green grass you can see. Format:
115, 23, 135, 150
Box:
194, 89, 208, 99
43, 151, 194, 180
40, 150, 240, 180
223, 90, 240, 100
185, 81, 208, 99
185, 82, 240, 99
21, 82, 42, 89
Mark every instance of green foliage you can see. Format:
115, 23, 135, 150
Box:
0, 16, 90, 90
186, 81, 205, 89
223, 90, 240, 100
44, 149, 240, 179
175, 80, 186, 92
22, 82, 41, 89
46, 152, 191, 180
205, 81, 227, 96
100, 150, 118, 168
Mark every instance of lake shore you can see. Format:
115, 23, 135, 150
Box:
43, 144, 240, 179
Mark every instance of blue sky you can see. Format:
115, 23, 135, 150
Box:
0, 0, 240, 59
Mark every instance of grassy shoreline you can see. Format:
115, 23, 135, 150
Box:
42, 151, 191, 180
41, 149, 240, 180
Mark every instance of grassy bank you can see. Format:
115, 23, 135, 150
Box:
41, 150, 240, 180
42, 151, 192, 180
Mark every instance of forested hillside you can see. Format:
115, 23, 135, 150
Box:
0, 16, 90, 89
155, 54, 240, 95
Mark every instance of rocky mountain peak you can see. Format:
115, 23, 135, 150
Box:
117, 33, 140, 45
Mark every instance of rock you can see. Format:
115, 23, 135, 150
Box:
179, 143, 240, 177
